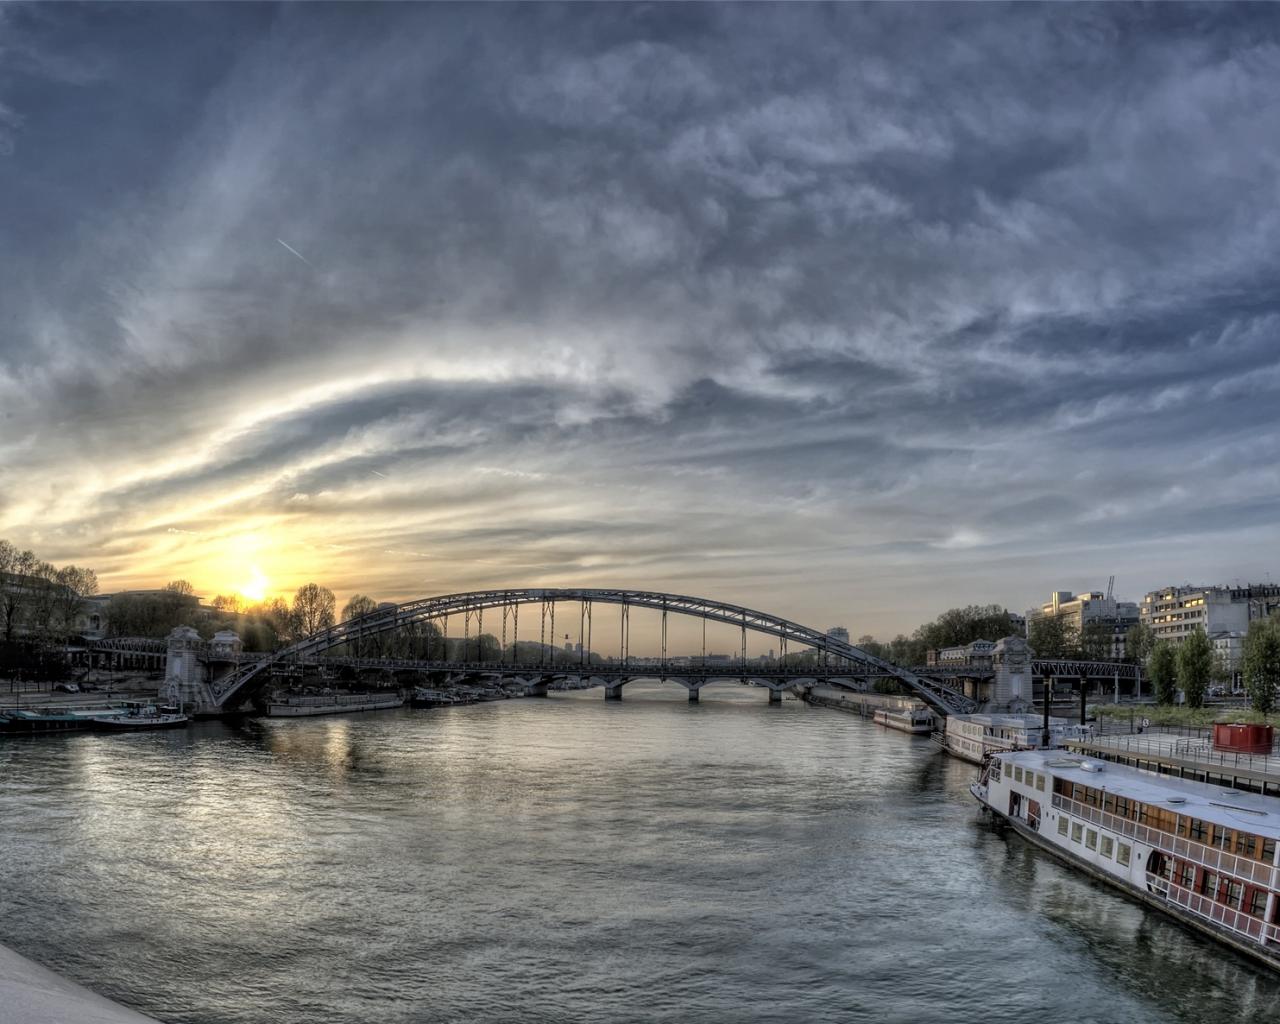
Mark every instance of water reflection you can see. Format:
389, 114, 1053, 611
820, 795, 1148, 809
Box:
0, 696, 1278, 1023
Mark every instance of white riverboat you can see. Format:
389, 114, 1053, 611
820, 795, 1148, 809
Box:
972, 748, 1280, 972
936, 713, 1091, 764
873, 706, 935, 735
266, 693, 404, 717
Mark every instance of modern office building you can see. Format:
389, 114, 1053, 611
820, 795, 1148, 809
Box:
1140, 583, 1280, 646
1025, 590, 1139, 659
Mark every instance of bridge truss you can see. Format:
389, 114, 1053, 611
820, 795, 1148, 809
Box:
212, 589, 979, 715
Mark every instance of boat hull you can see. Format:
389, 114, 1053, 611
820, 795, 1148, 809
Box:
266, 696, 404, 717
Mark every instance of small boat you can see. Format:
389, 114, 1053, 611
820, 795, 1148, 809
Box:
0, 707, 100, 735
410, 688, 455, 709
92, 703, 189, 730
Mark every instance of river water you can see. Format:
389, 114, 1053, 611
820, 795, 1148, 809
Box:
2, 681, 1278, 1023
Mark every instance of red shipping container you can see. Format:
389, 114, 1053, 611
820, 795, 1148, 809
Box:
1212, 723, 1274, 755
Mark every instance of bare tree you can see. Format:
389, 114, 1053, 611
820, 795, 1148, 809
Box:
54, 565, 99, 636
27, 561, 61, 640
342, 593, 378, 658
293, 583, 336, 637
0, 544, 37, 641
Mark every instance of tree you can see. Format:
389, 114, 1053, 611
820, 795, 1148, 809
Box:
1150, 641, 1178, 706
342, 594, 378, 657
1028, 615, 1080, 659
1243, 616, 1280, 715
27, 561, 61, 640
54, 565, 99, 636
211, 594, 245, 615
0, 544, 38, 641
292, 583, 336, 637
1125, 622, 1155, 665
1079, 620, 1114, 661
856, 634, 886, 659
1177, 627, 1213, 709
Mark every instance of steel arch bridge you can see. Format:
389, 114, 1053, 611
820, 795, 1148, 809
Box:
209, 588, 978, 716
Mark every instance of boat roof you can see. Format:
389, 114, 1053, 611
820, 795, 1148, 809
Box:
953, 713, 1079, 728
999, 748, 1280, 840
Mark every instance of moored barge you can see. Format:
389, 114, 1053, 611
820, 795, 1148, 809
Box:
266, 692, 404, 717
873, 706, 935, 735
972, 748, 1280, 971
937, 713, 1091, 764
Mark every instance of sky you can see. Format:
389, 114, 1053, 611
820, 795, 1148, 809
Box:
1, 3, 1278, 641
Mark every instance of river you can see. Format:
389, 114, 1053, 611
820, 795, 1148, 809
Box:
2, 681, 1278, 1023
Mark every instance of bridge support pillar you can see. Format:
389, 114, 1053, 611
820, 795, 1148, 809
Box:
688, 686, 700, 703
605, 683, 625, 700
527, 680, 549, 697
768, 688, 782, 705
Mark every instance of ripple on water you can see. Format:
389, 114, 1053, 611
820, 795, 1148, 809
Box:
1, 683, 1278, 1023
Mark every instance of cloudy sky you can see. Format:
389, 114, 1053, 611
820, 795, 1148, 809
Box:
1, 3, 1278, 639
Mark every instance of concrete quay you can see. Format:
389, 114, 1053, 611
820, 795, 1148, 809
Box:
1065, 730, 1280, 797
0, 941, 160, 1024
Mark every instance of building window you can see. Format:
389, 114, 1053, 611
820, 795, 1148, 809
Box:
1058, 816, 1070, 837
1235, 832, 1258, 858
1086, 829, 1098, 851
1072, 822, 1084, 844
1100, 836, 1114, 858
1249, 888, 1270, 918
1118, 843, 1131, 867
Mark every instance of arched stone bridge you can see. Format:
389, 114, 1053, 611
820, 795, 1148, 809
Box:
166, 588, 982, 717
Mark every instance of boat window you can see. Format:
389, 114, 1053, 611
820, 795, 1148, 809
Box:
1225, 881, 1244, 909
1248, 887, 1269, 918
1004, 762, 1013, 779
1014, 766, 1024, 784
1035, 774, 1045, 792
1058, 816, 1070, 837
1071, 822, 1083, 844
1263, 838, 1277, 863
1102, 794, 1116, 813
1188, 819, 1208, 843
1177, 862, 1195, 889
1085, 829, 1097, 851
1234, 832, 1258, 858
1117, 843, 1131, 867
1114, 797, 1131, 819
1100, 836, 1114, 858
1211, 825, 1231, 850
1200, 870, 1218, 896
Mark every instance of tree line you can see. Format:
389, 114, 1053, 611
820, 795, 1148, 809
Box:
0, 538, 100, 643
1138, 616, 1280, 714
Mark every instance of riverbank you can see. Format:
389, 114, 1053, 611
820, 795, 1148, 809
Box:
0, 941, 159, 1024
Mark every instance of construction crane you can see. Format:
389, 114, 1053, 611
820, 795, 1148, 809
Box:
1106, 575, 1115, 602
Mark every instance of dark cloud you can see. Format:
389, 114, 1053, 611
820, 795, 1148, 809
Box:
1, 3, 1278, 634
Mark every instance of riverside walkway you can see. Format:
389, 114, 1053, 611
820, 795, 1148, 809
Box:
0, 941, 159, 1024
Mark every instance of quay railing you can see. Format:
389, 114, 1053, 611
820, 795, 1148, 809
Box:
1068, 734, 1280, 779
1051, 793, 1279, 889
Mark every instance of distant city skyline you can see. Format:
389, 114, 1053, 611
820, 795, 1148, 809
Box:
2, 5, 1279, 637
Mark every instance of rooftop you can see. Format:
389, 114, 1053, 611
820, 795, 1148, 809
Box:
1000, 747, 1280, 840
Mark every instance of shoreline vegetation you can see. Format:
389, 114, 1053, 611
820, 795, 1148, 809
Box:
1094, 704, 1280, 729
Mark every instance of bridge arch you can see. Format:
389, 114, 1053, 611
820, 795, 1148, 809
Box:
211, 589, 976, 716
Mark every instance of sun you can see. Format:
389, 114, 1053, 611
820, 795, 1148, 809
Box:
237, 565, 270, 604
